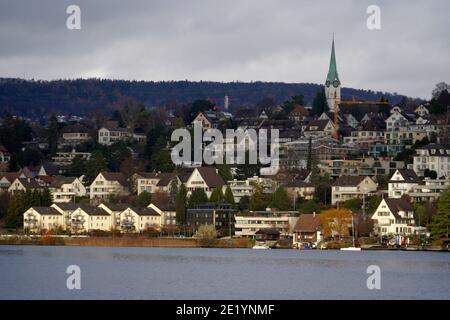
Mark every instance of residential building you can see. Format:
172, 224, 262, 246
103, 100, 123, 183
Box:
97, 203, 129, 229
8, 178, 42, 194
90, 172, 129, 201
185, 167, 225, 197
186, 202, 235, 236
98, 127, 133, 146
407, 178, 450, 202
23, 207, 63, 233
70, 205, 112, 233
413, 143, 450, 178
148, 202, 177, 226
292, 213, 323, 247
303, 119, 336, 139
227, 179, 254, 203
331, 176, 378, 205
119, 207, 161, 232
388, 169, 419, 198
284, 180, 315, 201
49, 176, 87, 202
52, 150, 91, 165
371, 198, 415, 236
51, 202, 80, 229
59, 124, 91, 147
234, 210, 299, 238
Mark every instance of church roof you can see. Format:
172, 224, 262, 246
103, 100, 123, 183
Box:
326, 38, 340, 87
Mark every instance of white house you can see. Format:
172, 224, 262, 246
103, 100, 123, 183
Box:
388, 169, 419, 198
98, 127, 133, 146
50, 176, 87, 202
119, 207, 161, 232
185, 167, 225, 197
23, 207, 63, 233
148, 202, 176, 226
97, 202, 129, 229
331, 176, 378, 205
371, 198, 415, 236
51, 202, 80, 229
385, 110, 413, 131
90, 172, 129, 201
8, 178, 42, 194
413, 143, 450, 178
69, 205, 112, 233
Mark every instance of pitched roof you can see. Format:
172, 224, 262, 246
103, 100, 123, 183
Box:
289, 105, 308, 116
383, 198, 413, 219
195, 167, 225, 188
293, 214, 322, 233
16, 178, 42, 189
304, 120, 331, 132
77, 205, 110, 216
50, 176, 78, 188
52, 203, 80, 211
150, 201, 176, 212
0, 172, 21, 183
332, 175, 367, 187
390, 169, 419, 183
156, 172, 177, 187
98, 202, 129, 212
100, 172, 127, 186
29, 207, 62, 216
127, 207, 160, 216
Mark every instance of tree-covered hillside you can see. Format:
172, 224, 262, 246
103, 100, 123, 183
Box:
0, 78, 409, 118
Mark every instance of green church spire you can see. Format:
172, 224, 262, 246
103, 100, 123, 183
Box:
326, 36, 340, 87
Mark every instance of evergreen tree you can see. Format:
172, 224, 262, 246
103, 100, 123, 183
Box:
271, 186, 291, 210
85, 150, 107, 184
169, 179, 179, 204
136, 191, 152, 208
312, 89, 328, 116
188, 188, 209, 208
68, 155, 86, 177
40, 188, 52, 206
238, 195, 250, 211
47, 115, 59, 156
224, 186, 235, 207
250, 184, 270, 211
175, 184, 187, 225
429, 189, 450, 239
209, 188, 224, 203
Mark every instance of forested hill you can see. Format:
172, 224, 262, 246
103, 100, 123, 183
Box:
0, 78, 408, 117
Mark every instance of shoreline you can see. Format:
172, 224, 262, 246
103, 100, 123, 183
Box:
0, 236, 448, 252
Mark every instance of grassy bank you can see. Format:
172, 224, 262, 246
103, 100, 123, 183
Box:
0, 236, 252, 248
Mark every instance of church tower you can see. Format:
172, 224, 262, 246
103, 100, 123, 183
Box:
325, 36, 341, 111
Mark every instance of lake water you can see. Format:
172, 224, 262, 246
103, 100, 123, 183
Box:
0, 245, 449, 299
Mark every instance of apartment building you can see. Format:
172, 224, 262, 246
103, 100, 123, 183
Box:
331, 176, 378, 205
90, 172, 129, 201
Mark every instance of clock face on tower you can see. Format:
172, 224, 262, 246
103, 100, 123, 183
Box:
333, 80, 339, 88
326, 80, 331, 87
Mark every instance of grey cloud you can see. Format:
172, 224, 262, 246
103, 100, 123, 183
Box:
0, 0, 448, 99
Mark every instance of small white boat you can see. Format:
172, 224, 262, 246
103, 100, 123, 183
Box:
340, 247, 361, 251
252, 243, 270, 249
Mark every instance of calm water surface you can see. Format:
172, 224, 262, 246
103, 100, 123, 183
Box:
0, 245, 449, 299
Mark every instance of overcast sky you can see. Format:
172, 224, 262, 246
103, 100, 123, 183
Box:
0, 0, 448, 99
